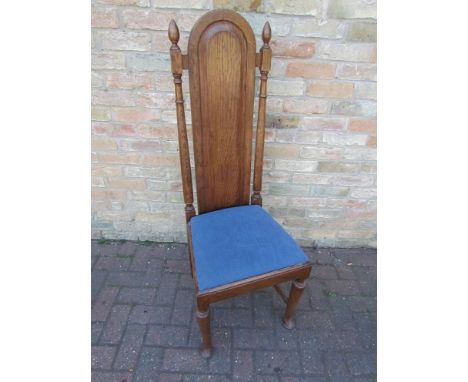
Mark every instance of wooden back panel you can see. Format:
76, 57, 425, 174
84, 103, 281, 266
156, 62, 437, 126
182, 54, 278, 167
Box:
188, 10, 256, 214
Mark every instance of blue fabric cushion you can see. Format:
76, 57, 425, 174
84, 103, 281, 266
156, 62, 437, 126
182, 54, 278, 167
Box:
190, 205, 308, 291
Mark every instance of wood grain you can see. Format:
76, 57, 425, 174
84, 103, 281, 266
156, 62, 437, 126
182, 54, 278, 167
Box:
188, 10, 256, 214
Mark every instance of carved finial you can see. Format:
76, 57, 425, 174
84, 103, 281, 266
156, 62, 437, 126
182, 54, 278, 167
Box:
168, 19, 180, 45
262, 21, 271, 45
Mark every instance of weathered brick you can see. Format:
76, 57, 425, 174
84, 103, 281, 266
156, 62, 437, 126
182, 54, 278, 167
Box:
92, 137, 118, 151
92, 90, 135, 107
269, 183, 309, 196
283, 98, 328, 114
92, 107, 111, 121
118, 139, 161, 152
213, 0, 262, 12
286, 62, 336, 79
137, 92, 175, 109
349, 119, 377, 134
122, 9, 175, 30
91, 1, 378, 247
328, 0, 377, 19
266, 114, 300, 129
300, 147, 343, 160
141, 153, 178, 167
137, 125, 178, 139
331, 100, 377, 117
337, 63, 376, 81
92, 189, 128, 201
307, 80, 354, 99
92, 71, 104, 88
310, 185, 349, 197
294, 130, 322, 144
343, 148, 376, 161
112, 107, 161, 122
106, 72, 154, 90
96, 0, 149, 5
347, 22, 377, 42
301, 117, 346, 131
97, 152, 141, 165
275, 159, 318, 172
264, 143, 300, 159
354, 81, 377, 100
107, 178, 146, 190
291, 18, 345, 38
261, 0, 321, 15
154, 0, 210, 9
268, 79, 304, 96
323, 132, 368, 146
330, 174, 375, 187
318, 161, 360, 173
316, 41, 376, 62
98, 30, 152, 51
92, 52, 126, 70
127, 53, 171, 72
270, 39, 315, 58
92, 165, 123, 177
92, 7, 119, 28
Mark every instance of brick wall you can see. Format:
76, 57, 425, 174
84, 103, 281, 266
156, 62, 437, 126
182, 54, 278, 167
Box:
91, 0, 377, 248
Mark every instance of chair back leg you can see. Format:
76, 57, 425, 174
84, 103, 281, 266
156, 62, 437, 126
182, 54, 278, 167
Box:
282, 278, 307, 329
196, 299, 212, 358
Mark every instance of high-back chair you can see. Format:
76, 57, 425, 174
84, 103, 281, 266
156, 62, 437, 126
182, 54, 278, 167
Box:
168, 9, 312, 358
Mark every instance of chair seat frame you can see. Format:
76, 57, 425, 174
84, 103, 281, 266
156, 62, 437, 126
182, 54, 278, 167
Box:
168, 10, 312, 358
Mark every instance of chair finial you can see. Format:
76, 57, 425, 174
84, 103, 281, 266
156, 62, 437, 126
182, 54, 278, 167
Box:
168, 19, 180, 45
262, 22, 271, 45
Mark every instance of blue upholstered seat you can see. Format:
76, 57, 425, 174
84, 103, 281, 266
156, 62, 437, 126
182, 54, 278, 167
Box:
189, 205, 308, 291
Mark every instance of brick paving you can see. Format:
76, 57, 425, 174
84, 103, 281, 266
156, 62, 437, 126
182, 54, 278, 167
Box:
92, 241, 376, 382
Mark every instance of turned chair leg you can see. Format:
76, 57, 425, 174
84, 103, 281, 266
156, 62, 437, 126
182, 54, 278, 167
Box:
282, 278, 307, 330
196, 300, 212, 358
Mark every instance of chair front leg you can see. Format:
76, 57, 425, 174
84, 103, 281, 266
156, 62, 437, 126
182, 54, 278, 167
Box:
196, 298, 212, 358
282, 278, 307, 329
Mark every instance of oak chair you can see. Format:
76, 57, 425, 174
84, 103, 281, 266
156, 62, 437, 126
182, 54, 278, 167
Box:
168, 9, 312, 358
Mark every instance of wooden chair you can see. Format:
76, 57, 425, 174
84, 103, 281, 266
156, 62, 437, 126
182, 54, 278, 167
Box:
168, 9, 312, 358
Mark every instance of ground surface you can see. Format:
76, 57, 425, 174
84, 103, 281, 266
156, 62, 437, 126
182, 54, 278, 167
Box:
92, 241, 376, 382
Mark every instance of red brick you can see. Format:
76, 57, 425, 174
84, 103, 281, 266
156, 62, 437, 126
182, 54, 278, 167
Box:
138, 125, 178, 139
270, 39, 315, 58
286, 62, 336, 79
112, 108, 161, 123
97, 152, 140, 165
92, 137, 118, 151
349, 119, 377, 134
141, 153, 179, 167
106, 72, 154, 90
107, 178, 146, 190
306, 81, 354, 99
